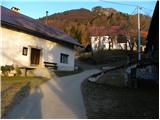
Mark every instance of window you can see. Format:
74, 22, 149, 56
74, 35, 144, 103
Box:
60, 53, 69, 64
22, 47, 28, 56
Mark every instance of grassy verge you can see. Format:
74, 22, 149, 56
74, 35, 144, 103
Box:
78, 50, 129, 66
1, 76, 49, 118
81, 69, 159, 119
54, 67, 83, 77
78, 50, 146, 66
97, 69, 126, 87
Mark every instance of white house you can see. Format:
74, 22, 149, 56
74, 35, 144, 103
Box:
90, 36, 111, 51
89, 27, 147, 52
90, 35, 131, 51
89, 26, 132, 51
0, 6, 82, 73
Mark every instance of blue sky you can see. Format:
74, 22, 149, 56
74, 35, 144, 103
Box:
1, 0, 157, 19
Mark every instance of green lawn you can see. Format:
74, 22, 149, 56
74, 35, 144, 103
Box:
1, 76, 49, 118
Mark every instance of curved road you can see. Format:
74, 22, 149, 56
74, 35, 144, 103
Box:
6, 69, 101, 119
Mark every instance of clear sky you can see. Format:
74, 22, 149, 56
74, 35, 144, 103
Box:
1, 0, 157, 19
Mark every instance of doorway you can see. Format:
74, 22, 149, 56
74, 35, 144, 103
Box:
30, 48, 41, 65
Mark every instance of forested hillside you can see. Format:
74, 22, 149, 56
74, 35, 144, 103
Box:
39, 6, 151, 46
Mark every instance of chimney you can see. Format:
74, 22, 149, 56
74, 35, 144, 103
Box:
11, 7, 20, 13
46, 11, 48, 24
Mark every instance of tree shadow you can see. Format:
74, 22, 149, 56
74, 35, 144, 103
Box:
45, 75, 85, 118
2, 69, 99, 119
1, 38, 99, 118
41, 70, 99, 118
1, 52, 25, 67
4, 82, 43, 119
2, 82, 31, 118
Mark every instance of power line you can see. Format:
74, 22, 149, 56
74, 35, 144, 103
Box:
141, 8, 153, 16
100, 0, 137, 7
100, 0, 153, 12
100, 0, 138, 15
131, 7, 138, 15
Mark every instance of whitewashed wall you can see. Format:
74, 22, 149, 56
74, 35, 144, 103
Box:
91, 36, 110, 51
91, 35, 131, 51
0, 27, 75, 71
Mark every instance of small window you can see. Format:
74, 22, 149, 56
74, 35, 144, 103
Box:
22, 47, 28, 56
60, 53, 69, 64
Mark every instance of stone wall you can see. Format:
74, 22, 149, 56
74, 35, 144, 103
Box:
136, 65, 158, 81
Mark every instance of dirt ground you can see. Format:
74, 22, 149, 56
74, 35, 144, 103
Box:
81, 76, 159, 119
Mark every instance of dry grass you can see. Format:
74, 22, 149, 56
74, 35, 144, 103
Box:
1, 76, 49, 118
79, 50, 131, 66
81, 70, 159, 119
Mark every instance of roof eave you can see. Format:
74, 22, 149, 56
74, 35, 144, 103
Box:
1, 20, 82, 47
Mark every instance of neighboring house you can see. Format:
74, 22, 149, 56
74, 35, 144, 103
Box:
90, 35, 111, 51
90, 35, 131, 51
89, 26, 147, 52
113, 35, 130, 50
0, 6, 82, 72
88, 26, 131, 51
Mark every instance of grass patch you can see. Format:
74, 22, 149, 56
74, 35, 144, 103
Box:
79, 50, 146, 66
97, 70, 126, 87
54, 67, 83, 77
79, 50, 130, 66
1, 76, 49, 118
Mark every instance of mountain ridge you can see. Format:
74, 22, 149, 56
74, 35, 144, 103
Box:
39, 6, 151, 45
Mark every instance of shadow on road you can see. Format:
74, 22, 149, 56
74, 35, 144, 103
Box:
5, 83, 43, 119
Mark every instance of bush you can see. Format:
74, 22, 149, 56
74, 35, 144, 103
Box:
1, 65, 22, 76
1, 65, 14, 76
79, 50, 132, 65
15, 67, 22, 76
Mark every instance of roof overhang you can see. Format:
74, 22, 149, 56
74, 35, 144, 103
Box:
1, 20, 83, 48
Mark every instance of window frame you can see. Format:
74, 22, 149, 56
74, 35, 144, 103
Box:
60, 53, 69, 64
22, 47, 28, 56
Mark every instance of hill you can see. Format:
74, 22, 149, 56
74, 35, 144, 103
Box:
39, 6, 151, 45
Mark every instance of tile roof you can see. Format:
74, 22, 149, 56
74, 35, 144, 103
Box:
1, 6, 82, 47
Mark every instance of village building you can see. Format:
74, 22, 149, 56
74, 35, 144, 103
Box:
90, 35, 111, 50
89, 26, 131, 51
0, 6, 82, 74
88, 26, 146, 52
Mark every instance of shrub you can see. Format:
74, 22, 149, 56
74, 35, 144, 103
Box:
15, 67, 22, 76
1, 65, 14, 76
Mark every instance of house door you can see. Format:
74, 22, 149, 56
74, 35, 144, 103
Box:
31, 48, 41, 65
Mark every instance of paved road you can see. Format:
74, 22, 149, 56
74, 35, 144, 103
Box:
6, 69, 101, 119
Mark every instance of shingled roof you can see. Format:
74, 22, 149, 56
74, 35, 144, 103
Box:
1, 6, 82, 47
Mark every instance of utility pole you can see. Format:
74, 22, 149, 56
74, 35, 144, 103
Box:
137, 3, 141, 64
46, 11, 48, 24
